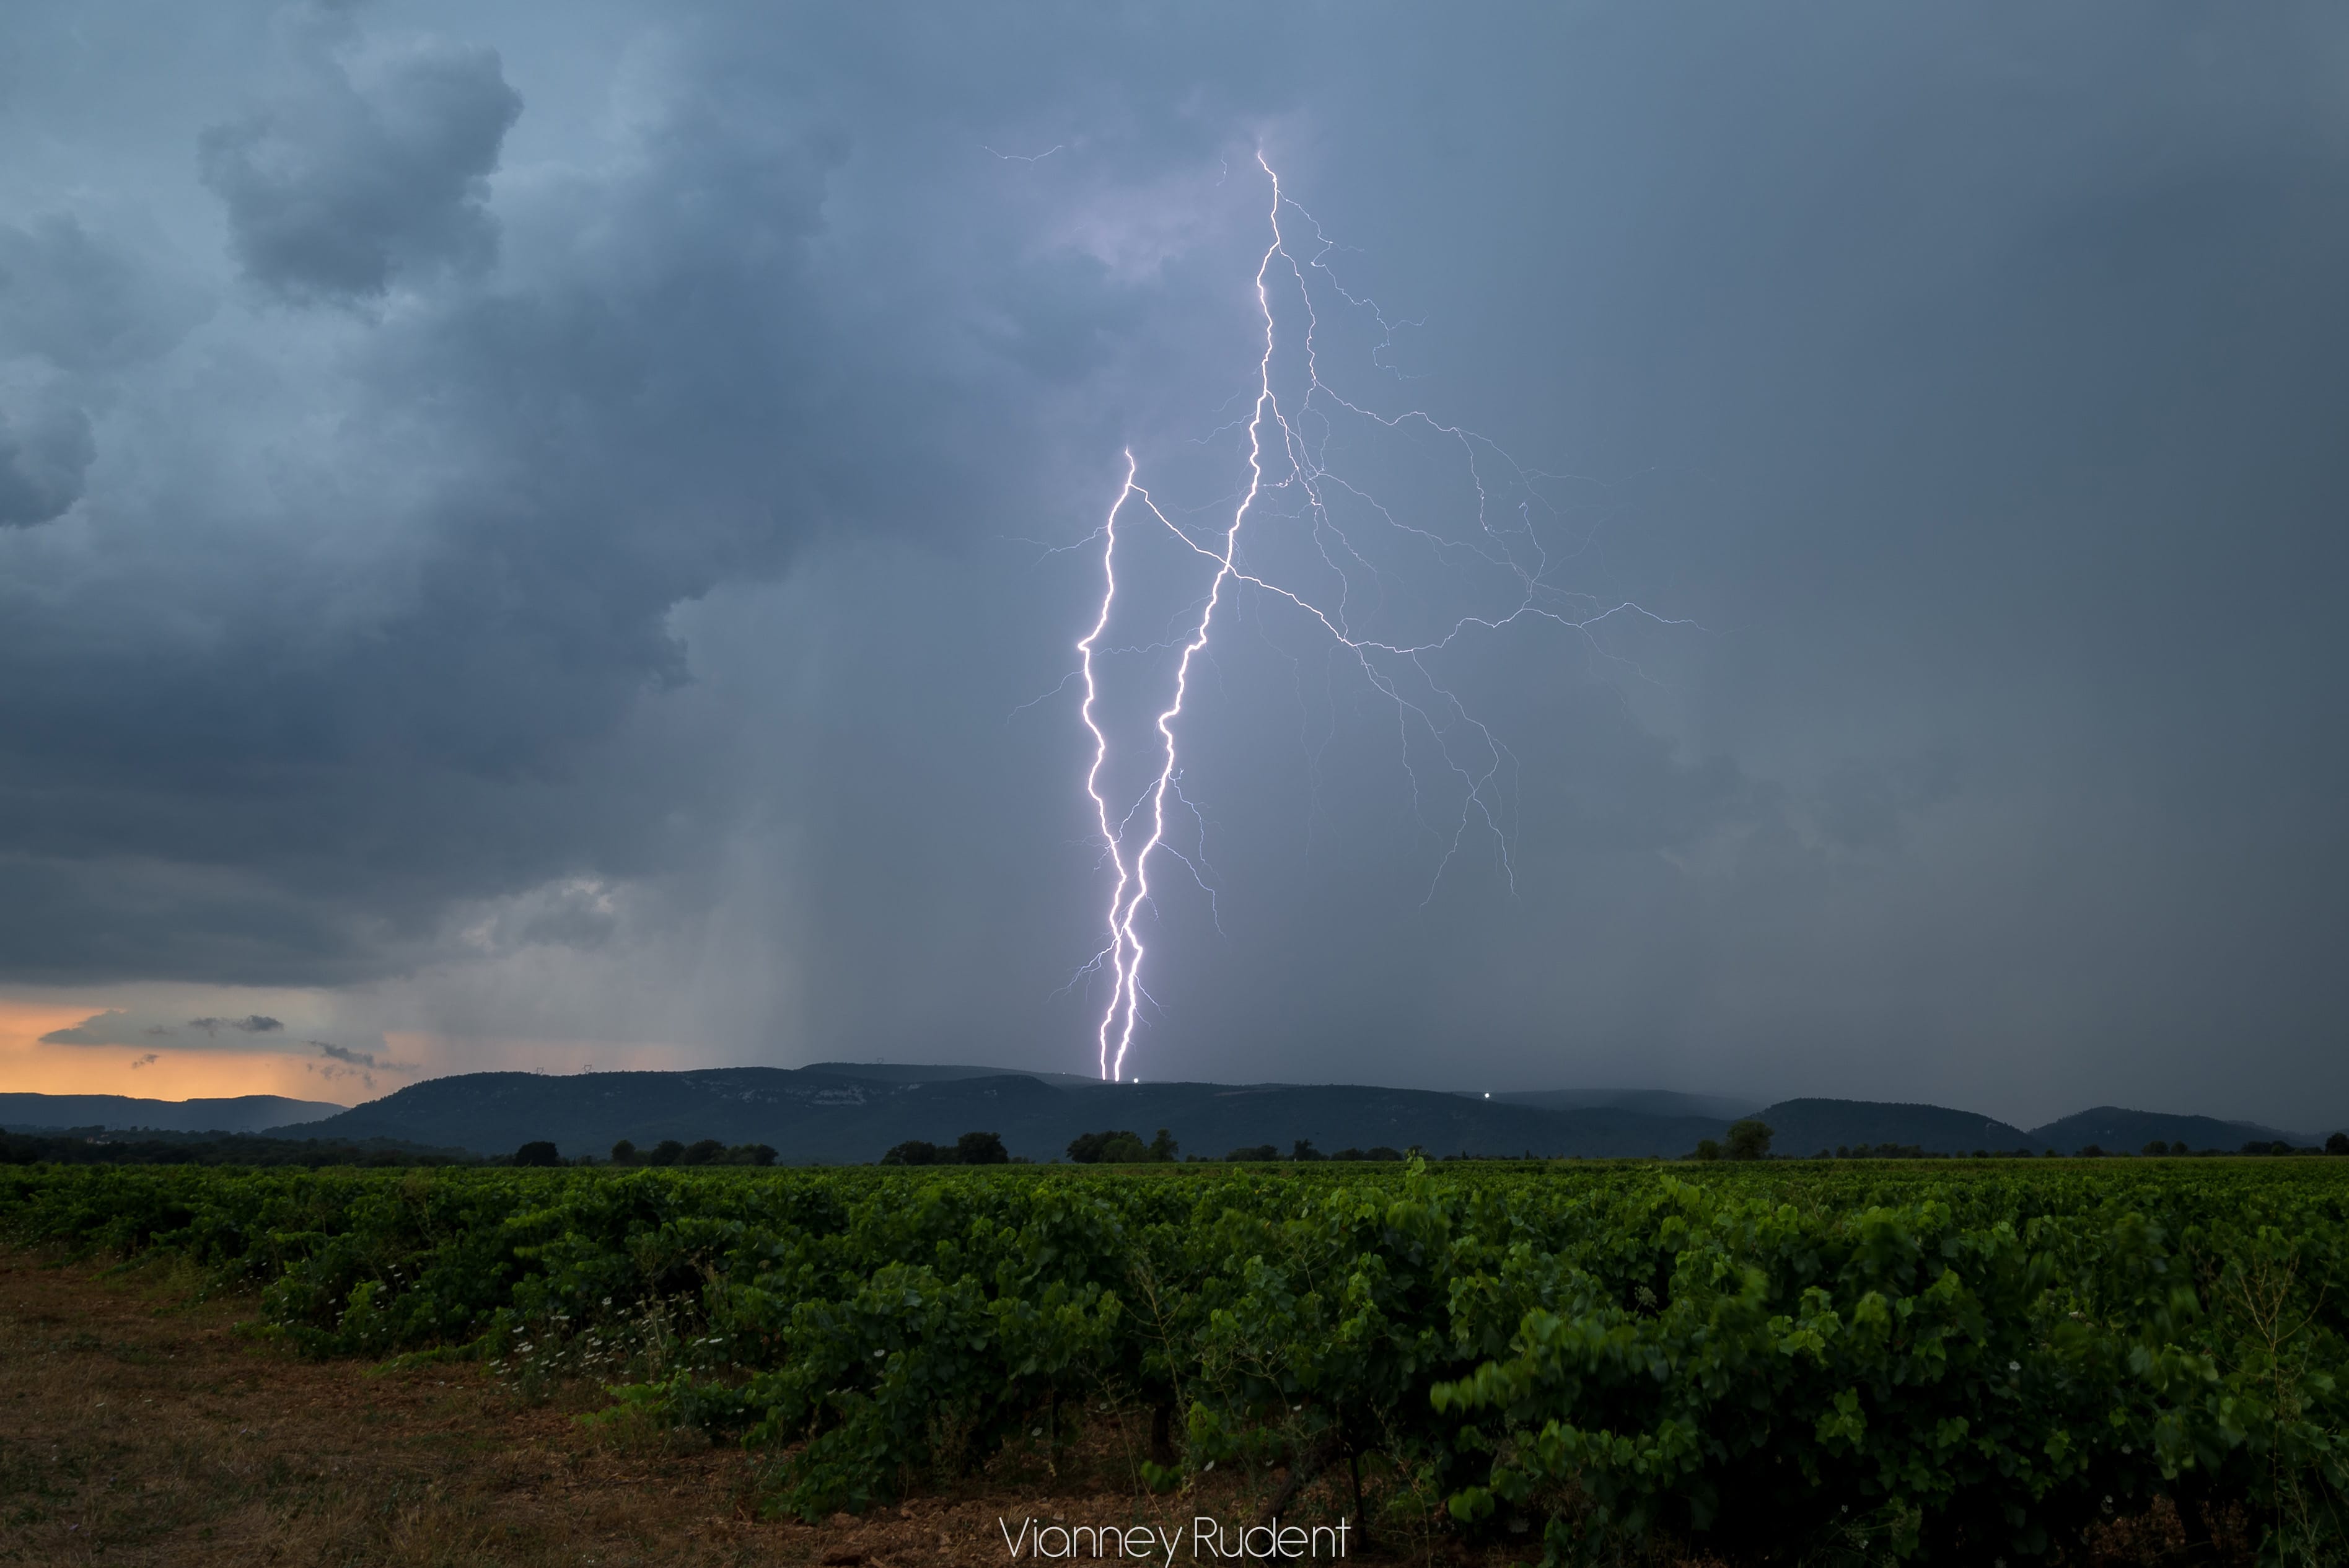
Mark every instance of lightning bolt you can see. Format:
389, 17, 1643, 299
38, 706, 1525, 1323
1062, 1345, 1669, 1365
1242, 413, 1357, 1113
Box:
1073, 153, 1687, 1081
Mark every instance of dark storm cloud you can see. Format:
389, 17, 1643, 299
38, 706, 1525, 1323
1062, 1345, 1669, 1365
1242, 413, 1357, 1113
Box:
199, 23, 522, 300
701, 2, 2349, 1124
0, 214, 206, 525
0, 403, 92, 527
0, 0, 1280, 986
1809, 754, 1962, 856
308, 1039, 412, 1072
0, 0, 2343, 1126
0, 216, 208, 372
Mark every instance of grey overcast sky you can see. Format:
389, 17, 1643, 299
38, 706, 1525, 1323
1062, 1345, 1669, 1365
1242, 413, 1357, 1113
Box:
1, 1, 2344, 1128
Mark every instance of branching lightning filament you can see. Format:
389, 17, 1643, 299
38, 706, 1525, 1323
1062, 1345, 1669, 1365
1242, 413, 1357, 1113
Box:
1074, 154, 1684, 1082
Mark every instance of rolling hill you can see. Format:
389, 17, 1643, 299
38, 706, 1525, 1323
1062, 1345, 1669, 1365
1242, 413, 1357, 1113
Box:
1754, 1098, 2046, 1155
2028, 1106, 2313, 1154
0, 1092, 347, 1136
283, 1066, 1727, 1162
7, 1075, 2337, 1165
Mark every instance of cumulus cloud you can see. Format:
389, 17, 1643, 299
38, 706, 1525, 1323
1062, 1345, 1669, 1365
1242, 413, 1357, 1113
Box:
302, 1036, 416, 1091
0, 402, 92, 527
307, 1038, 411, 1072
43, 1009, 289, 1046
188, 1015, 284, 1035
0, 3, 1161, 988
199, 28, 521, 300
39, 1010, 133, 1046
0, 216, 209, 372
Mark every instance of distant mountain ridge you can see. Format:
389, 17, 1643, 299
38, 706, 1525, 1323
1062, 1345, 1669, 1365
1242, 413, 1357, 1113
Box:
1, 1076, 2334, 1162
1761, 1098, 2043, 1155
269, 1074, 2349, 1162
2031, 1106, 2305, 1154
286, 1067, 1729, 1163
0, 1092, 347, 1135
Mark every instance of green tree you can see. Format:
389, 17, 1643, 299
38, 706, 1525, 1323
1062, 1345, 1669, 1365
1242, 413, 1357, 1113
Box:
954, 1131, 1011, 1165
1066, 1129, 1151, 1163
1725, 1118, 1773, 1160
608, 1139, 638, 1165
514, 1141, 561, 1167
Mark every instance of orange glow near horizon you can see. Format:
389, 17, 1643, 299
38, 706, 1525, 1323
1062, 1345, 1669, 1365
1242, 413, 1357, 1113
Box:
2, 1001, 703, 1105
0, 999, 357, 1103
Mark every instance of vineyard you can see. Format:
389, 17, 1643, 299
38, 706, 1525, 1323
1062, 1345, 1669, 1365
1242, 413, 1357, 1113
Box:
6, 1158, 2346, 1564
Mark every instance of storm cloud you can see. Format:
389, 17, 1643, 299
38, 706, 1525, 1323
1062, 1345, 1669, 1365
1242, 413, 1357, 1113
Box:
0, 0, 2343, 1129
200, 22, 521, 300
0, 401, 92, 528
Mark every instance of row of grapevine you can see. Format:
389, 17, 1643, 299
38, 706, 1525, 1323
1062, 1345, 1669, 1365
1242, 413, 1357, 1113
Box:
6, 1158, 2345, 1562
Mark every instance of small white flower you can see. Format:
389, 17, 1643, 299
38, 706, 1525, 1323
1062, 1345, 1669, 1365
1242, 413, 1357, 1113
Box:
1203, 1460, 1215, 1473
2008, 1360, 2020, 1372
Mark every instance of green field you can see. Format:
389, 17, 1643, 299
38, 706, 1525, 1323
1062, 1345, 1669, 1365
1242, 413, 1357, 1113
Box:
6, 1158, 2345, 1564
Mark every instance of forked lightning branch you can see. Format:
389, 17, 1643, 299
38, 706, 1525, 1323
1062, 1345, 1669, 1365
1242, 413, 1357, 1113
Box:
1071, 154, 1679, 1081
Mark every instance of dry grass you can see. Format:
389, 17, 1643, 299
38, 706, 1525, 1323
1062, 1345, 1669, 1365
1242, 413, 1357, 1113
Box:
0, 1248, 770, 1567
